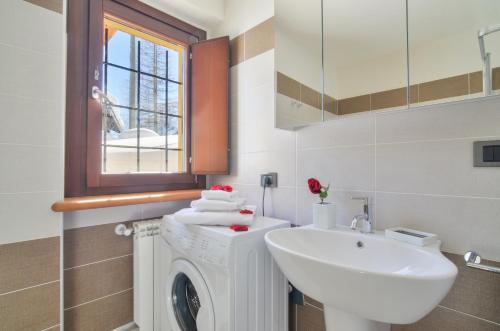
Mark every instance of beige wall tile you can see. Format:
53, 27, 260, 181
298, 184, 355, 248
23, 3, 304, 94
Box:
493, 67, 500, 91
0, 281, 60, 331
230, 34, 244, 67
64, 289, 133, 331
244, 17, 274, 60
64, 255, 133, 308
289, 304, 297, 331
24, 0, 63, 14
371, 87, 407, 110
277, 72, 301, 101
304, 295, 324, 310
300, 84, 321, 109
409, 85, 419, 104
470, 71, 483, 94
440, 253, 500, 324
0, 236, 59, 294
338, 94, 371, 115
392, 306, 500, 331
64, 222, 132, 268
297, 303, 326, 331
418, 74, 469, 102
324, 95, 337, 115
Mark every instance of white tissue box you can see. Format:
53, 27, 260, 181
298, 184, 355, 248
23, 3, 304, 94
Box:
385, 227, 438, 246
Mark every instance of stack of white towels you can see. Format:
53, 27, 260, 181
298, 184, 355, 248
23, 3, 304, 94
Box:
172, 188, 257, 226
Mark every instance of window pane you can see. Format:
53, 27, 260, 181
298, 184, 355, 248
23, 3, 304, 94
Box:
139, 75, 166, 113
168, 50, 181, 82
167, 116, 182, 149
104, 146, 138, 174
139, 112, 167, 148
167, 149, 183, 173
140, 149, 166, 172
139, 39, 168, 78
167, 83, 180, 116
106, 29, 136, 69
106, 66, 137, 108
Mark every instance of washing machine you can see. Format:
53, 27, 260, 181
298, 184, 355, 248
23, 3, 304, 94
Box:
156, 216, 290, 331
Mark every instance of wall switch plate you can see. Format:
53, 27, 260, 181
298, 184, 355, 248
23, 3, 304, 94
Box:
260, 172, 278, 188
474, 140, 500, 167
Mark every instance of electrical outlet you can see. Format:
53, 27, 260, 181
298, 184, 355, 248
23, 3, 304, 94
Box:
260, 172, 278, 188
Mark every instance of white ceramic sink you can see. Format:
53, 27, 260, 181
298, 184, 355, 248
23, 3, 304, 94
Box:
265, 226, 457, 331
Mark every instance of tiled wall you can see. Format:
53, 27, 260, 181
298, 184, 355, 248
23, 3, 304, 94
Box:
62, 200, 188, 330
0, 0, 64, 330
64, 222, 134, 330
213, 2, 500, 329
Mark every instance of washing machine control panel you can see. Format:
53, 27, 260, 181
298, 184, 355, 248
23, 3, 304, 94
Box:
162, 221, 232, 267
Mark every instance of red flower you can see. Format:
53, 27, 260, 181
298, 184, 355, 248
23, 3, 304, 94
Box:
210, 185, 233, 192
239, 209, 254, 215
308, 178, 322, 194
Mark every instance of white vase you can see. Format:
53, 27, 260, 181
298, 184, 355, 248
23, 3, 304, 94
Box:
313, 202, 336, 229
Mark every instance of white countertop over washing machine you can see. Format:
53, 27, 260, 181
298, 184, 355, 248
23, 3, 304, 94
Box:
156, 216, 290, 331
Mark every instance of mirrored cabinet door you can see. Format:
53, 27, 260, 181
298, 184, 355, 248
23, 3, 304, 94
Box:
275, 0, 324, 129
323, 0, 408, 117
408, 0, 500, 106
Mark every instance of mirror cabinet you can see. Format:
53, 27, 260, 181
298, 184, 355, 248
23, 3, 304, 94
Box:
275, 0, 500, 129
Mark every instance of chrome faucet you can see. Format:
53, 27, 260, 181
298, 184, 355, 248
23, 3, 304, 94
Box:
350, 197, 373, 233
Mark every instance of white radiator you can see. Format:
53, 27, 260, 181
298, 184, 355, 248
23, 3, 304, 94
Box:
133, 219, 162, 331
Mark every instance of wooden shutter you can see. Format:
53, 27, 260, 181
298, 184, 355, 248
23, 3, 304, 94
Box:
190, 36, 230, 174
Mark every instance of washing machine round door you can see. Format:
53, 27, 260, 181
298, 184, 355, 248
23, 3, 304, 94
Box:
166, 259, 215, 331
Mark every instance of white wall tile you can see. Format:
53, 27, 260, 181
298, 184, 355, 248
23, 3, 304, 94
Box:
229, 92, 245, 153
243, 150, 296, 187
375, 192, 500, 261
0, 43, 62, 101
297, 113, 376, 150
0, 0, 62, 56
297, 145, 375, 192
244, 82, 296, 153
244, 50, 275, 89
376, 138, 500, 198
0, 191, 62, 244
0, 144, 63, 193
63, 205, 143, 230
140, 201, 190, 219
0, 94, 62, 146
376, 96, 500, 143
233, 184, 296, 223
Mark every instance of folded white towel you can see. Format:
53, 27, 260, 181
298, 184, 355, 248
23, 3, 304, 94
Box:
201, 190, 239, 202
190, 198, 246, 212
173, 206, 256, 226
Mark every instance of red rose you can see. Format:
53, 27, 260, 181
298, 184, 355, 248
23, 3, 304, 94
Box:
222, 185, 233, 192
239, 209, 254, 215
308, 178, 322, 194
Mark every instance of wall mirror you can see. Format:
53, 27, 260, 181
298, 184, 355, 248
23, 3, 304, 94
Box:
275, 0, 500, 129
275, 0, 323, 129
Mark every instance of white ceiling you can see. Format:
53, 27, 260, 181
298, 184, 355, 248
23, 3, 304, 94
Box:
141, 0, 225, 31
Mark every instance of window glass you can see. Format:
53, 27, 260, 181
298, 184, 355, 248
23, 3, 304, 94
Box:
102, 18, 186, 174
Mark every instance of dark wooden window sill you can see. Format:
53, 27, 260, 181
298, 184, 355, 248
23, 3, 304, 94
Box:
51, 189, 202, 212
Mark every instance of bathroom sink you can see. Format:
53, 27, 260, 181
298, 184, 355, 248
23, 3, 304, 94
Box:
265, 226, 457, 331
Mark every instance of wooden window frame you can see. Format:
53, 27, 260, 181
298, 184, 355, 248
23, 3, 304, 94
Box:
66, 0, 207, 197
